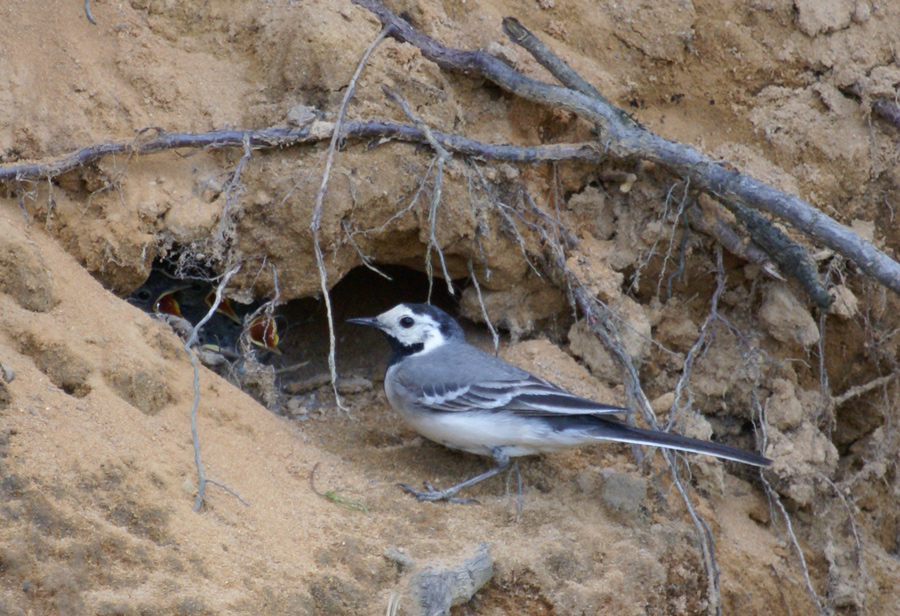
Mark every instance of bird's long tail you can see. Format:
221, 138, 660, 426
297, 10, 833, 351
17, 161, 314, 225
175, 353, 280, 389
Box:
555, 415, 771, 467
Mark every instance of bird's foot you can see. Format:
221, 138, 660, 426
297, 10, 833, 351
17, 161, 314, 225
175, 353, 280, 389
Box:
398, 482, 480, 505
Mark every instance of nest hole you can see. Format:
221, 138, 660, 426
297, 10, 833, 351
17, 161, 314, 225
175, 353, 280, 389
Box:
279, 264, 465, 383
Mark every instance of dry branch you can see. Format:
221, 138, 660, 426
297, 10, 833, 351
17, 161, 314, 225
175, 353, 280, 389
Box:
84, 0, 96, 25
511, 17, 827, 303
686, 200, 783, 280
354, 0, 900, 300
756, 395, 828, 616
383, 86, 456, 298
0, 123, 604, 185
409, 543, 493, 616
187, 263, 248, 512
310, 24, 393, 414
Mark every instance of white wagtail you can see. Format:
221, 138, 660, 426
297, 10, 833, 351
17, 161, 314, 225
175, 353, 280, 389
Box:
349, 303, 771, 504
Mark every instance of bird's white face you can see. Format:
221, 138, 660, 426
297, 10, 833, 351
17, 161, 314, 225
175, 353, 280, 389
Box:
373, 304, 447, 353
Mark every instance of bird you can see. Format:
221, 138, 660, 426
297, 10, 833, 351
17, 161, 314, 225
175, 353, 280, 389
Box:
129, 269, 284, 355
245, 314, 282, 355
348, 302, 771, 505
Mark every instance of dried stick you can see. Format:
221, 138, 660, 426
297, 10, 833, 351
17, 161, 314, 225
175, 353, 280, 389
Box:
572, 285, 724, 616
685, 202, 783, 280
831, 372, 897, 408
513, 12, 827, 308
187, 263, 249, 511
2, 123, 790, 290
501, 17, 610, 112
727, 200, 830, 308
409, 543, 493, 616
354, 0, 900, 299
84, 0, 97, 25
756, 394, 828, 616
0, 124, 605, 185
215, 131, 252, 245
667, 246, 727, 431
310, 24, 393, 414
382, 87, 455, 297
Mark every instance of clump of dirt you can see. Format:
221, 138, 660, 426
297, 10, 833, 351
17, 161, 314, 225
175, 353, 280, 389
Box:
1, 0, 900, 614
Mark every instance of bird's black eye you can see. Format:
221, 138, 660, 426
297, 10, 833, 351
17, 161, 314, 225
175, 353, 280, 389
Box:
399, 316, 415, 328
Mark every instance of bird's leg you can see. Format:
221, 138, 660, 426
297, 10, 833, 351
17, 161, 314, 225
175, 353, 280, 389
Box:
504, 459, 523, 519
513, 460, 522, 520
399, 448, 511, 504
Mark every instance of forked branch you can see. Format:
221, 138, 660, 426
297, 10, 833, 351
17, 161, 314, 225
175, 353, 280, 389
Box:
353, 0, 900, 301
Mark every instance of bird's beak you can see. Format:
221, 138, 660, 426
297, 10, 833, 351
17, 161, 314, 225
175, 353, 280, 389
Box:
347, 316, 381, 329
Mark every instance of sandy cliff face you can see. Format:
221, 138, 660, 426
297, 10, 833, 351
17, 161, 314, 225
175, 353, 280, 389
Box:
1, 1, 899, 614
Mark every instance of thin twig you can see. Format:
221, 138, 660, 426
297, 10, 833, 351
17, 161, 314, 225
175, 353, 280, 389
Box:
831, 372, 897, 408
756, 394, 828, 616
341, 219, 394, 280
468, 257, 500, 356
84, 0, 97, 24
818, 473, 868, 615
655, 178, 691, 300
189, 263, 247, 512
469, 163, 543, 279
215, 131, 252, 245
382, 86, 455, 298
204, 479, 250, 507
521, 189, 577, 248
667, 246, 727, 432
310, 24, 393, 415
0, 123, 606, 186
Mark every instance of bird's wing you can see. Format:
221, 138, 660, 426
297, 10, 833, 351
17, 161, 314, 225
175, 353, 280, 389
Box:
398, 342, 627, 416
419, 374, 627, 416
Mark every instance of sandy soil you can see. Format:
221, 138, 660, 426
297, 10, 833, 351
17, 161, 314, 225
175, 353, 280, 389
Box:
2, 0, 900, 614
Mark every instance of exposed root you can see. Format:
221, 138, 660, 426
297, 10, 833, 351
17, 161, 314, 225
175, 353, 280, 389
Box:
467, 257, 499, 356
383, 86, 455, 299
651, 178, 691, 300
374, 156, 438, 233
309, 24, 394, 415
476, 171, 733, 614
215, 131, 252, 250
356, 0, 900, 301
341, 219, 394, 280
468, 162, 543, 279
667, 246, 727, 432
756, 394, 829, 616
188, 263, 248, 512
572, 283, 724, 616
831, 373, 898, 408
